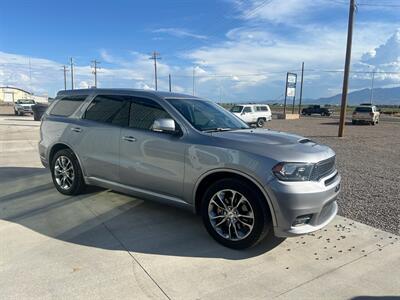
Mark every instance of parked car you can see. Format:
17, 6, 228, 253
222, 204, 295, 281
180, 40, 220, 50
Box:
230, 104, 272, 127
352, 105, 380, 125
39, 89, 340, 249
32, 103, 49, 121
301, 105, 333, 116
14, 99, 36, 116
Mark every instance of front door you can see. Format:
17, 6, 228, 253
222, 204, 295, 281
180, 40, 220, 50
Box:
119, 96, 186, 199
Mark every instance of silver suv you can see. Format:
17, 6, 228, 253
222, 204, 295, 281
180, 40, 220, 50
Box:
39, 89, 341, 249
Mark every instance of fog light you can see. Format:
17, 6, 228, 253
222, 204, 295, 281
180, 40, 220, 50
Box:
292, 214, 312, 227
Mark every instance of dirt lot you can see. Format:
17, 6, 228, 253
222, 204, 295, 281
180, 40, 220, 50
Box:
267, 117, 400, 235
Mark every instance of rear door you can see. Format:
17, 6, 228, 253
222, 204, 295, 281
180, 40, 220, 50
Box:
119, 96, 186, 198
69, 94, 129, 182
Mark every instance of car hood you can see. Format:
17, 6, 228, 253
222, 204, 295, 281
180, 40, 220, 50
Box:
210, 128, 335, 163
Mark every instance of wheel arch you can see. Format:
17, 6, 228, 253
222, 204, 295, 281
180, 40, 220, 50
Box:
48, 143, 86, 176
193, 169, 277, 226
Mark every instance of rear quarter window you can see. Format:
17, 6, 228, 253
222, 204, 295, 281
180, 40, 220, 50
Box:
50, 95, 88, 117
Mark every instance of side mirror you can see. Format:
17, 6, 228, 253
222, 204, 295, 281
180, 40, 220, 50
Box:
151, 118, 177, 134
241, 111, 246, 115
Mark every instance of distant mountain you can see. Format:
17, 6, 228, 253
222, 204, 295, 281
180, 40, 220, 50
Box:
313, 86, 400, 106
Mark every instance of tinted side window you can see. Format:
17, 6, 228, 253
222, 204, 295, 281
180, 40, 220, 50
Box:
50, 95, 88, 116
243, 107, 252, 113
129, 97, 170, 130
260, 106, 268, 111
84, 95, 129, 126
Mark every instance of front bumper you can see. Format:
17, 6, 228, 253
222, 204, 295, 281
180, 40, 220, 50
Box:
268, 171, 341, 237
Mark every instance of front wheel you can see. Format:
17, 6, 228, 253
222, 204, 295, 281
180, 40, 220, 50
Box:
51, 149, 86, 195
201, 178, 271, 249
256, 118, 265, 128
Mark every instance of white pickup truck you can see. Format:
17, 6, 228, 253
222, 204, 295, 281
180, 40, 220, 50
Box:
14, 99, 36, 116
230, 104, 272, 127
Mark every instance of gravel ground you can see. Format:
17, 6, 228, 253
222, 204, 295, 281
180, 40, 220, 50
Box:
266, 117, 400, 235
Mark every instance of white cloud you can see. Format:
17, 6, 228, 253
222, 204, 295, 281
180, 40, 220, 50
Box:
233, 0, 337, 24
152, 28, 207, 40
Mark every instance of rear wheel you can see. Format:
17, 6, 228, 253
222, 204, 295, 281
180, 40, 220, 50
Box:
352, 120, 356, 125
256, 118, 265, 128
51, 149, 86, 195
201, 178, 271, 249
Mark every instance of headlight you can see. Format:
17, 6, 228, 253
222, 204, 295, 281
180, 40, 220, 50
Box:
272, 162, 315, 181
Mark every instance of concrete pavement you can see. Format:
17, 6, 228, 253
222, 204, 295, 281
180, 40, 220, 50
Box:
0, 115, 399, 299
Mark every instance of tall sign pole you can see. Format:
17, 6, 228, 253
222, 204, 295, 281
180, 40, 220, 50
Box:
298, 62, 305, 115
168, 74, 172, 92
283, 72, 289, 115
338, 0, 356, 137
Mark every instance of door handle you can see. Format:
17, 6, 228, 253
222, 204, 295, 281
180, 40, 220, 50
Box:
71, 127, 82, 133
122, 136, 136, 142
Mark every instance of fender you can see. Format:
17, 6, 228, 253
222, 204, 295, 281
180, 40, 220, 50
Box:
193, 168, 278, 227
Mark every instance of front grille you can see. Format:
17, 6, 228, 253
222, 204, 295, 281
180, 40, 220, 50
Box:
311, 156, 336, 181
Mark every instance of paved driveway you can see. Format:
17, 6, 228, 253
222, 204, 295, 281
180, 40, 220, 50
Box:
0, 116, 399, 299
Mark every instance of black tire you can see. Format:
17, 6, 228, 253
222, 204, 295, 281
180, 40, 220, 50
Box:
201, 178, 271, 249
256, 118, 265, 128
51, 149, 86, 195
14, 110, 18, 115
352, 120, 356, 125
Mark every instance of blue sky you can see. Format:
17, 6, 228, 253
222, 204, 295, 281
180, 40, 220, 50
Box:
1, 0, 400, 101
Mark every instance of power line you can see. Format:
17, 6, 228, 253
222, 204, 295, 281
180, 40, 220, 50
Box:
244, 0, 273, 19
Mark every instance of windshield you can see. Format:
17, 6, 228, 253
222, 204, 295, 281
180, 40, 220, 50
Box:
167, 98, 249, 132
18, 100, 35, 104
230, 105, 243, 113
355, 107, 372, 112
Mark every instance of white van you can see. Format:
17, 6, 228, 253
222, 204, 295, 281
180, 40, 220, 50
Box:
230, 104, 272, 127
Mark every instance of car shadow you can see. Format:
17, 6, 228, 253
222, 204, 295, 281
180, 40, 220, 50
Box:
0, 167, 285, 260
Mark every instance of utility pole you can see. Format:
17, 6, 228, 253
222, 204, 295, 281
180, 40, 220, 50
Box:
370, 70, 375, 104
149, 51, 161, 90
70, 57, 74, 90
192, 66, 195, 96
91, 60, 101, 88
168, 74, 172, 92
338, 0, 356, 137
298, 62, 305, 115
62, 65, 69, 90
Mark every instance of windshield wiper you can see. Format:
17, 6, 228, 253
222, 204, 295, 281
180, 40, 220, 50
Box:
203, 127, 233, 133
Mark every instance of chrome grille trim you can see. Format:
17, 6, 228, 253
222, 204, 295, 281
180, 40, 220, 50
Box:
311, 156, 336, 181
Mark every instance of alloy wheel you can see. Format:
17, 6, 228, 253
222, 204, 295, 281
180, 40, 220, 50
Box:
54, 156, 75, 190
208, 189, 255, 241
